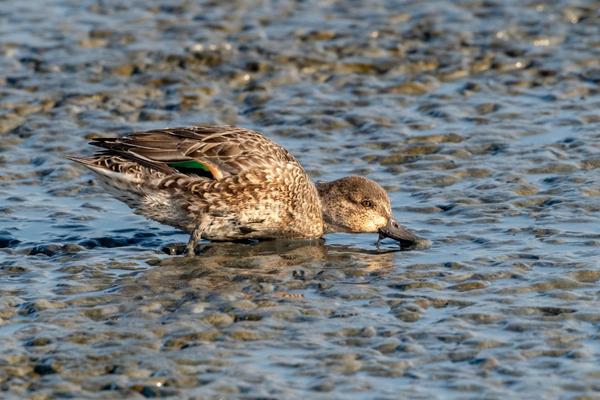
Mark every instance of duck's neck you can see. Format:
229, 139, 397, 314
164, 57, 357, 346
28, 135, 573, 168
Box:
315, 180, 347, 234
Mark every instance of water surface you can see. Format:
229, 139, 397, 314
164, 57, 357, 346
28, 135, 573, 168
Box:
1, 0, 600, 398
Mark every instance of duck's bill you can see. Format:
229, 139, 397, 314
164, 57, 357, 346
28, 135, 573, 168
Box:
379, 218, 420, 249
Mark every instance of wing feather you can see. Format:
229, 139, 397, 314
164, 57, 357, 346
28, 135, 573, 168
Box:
90, 125, 298, 180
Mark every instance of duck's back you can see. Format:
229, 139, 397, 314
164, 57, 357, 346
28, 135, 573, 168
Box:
71, 126, 324, 240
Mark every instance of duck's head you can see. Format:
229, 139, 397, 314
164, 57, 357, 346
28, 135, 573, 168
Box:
316, 176, 422, 249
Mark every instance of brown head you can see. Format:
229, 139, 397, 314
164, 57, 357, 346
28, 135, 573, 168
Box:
315, 176, 421, 249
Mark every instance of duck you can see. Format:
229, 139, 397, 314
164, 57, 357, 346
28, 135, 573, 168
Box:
69, 125, 422, 255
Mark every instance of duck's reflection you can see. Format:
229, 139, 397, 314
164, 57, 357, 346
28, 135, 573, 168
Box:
125, 239, 400, 296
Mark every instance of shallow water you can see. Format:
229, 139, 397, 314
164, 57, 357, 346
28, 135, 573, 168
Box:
1, 0, 600, 398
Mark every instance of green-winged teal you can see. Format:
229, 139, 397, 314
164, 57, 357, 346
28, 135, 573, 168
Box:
69, 125, 421, 255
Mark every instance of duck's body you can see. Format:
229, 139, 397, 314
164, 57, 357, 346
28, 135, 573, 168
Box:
70, 125, 420, 254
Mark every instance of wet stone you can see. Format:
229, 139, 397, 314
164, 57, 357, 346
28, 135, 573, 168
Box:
29, 244, 62, 256
570, 271, 600, 283
581, 159, 600, 170
20, 299, 66, 315
527, 163, 578, 174
375, 341, 400, 354
202, 312, 234, 328
25, 337, 52, 347
0, 231, 20, 248
0, 265, 27, 275
448, 281, 489, 292
228, 329, 263, 341
33, 363, 57, 376
311, 379, 335, 392
163, 330, 220, 349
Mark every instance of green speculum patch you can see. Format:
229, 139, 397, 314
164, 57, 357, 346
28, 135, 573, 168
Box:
168, 160, 213, 178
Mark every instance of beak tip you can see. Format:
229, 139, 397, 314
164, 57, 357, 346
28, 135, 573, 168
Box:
379, 220, 429, 250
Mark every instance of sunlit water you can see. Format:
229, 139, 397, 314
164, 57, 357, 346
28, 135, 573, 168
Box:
1, 0, 599, 398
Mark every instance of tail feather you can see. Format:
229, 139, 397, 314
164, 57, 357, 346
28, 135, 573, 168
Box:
66, 155, 93, 165
67, 155, 144, 185
88, 137, 177, 174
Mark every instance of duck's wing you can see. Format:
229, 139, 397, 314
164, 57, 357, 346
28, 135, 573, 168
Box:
90, 125, 298, 180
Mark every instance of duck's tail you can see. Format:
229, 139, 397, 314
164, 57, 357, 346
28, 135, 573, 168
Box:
67, 155, 148, 200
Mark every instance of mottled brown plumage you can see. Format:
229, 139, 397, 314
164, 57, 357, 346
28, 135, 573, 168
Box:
69, 125, 420, 255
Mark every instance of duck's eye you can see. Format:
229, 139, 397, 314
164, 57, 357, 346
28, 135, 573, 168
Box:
361, 199, 374, 208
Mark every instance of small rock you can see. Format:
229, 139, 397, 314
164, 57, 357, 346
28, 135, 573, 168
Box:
0, 231, 20, 248
29, 244, 61, 256
202, 312, 234, 328
34, 363, 57, 375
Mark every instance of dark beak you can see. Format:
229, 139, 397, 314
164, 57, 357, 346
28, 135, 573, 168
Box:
378, 218, 420, 249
